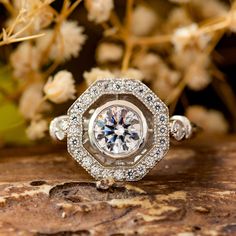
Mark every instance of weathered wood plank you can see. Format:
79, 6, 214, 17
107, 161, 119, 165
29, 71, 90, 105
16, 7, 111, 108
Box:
0, 135, 235, 236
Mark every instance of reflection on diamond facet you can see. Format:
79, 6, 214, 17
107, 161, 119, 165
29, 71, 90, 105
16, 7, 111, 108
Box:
92, 103, 144, 157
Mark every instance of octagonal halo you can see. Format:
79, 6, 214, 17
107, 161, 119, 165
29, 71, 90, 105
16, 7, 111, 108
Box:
88, 100, 148, 158
67, 78, 170, 181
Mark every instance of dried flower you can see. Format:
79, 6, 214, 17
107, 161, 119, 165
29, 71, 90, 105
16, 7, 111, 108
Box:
121, 68, 144, 81
96, 43, 123, 64
85, 0, 113, 24
44, 70, 76, 104
26, 119, 48, 140
172, 24, 198, 51
84, 67, 115, 86
11, 0, 54, 34
10, 42, 40, 78
172, 24, 212, 51
152, 67, 180, 100
131, 5, 158, 36
133, 53, 163, 81
171, 49, 210, 71
37, 21, 86, 61
185, 64, 211, 91
186, 106, 228, 133
19, 83, 50, 120
165, 8, 192, 31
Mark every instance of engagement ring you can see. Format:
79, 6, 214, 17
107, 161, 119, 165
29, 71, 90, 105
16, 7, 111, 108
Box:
50, 78, 198, 181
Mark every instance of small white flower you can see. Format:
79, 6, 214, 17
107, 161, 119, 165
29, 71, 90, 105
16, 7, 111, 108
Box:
172, 24, 198, 51
121, 68, 144, 81
152, 78, 173, 101
185, 64, 211, 91
19, 83, 50, 120
152, 67, 180, 100
171, 49, 210, 71
133, 53, 162, 81
11, 0, 54, 34
186, 106, 228, 133
26, 119, 48, 140
131, 5, 158, 36
96, 43, 123, 63
10, 42, 40, 78
172, 23, 212, 52
166, 8, 192, 31
83, 67, 115, 86
37, 21, 86, 61
85, 0, 114, 24
44, 70, 76, 104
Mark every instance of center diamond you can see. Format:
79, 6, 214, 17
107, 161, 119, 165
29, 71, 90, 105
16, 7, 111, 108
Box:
89, 100, 147, 158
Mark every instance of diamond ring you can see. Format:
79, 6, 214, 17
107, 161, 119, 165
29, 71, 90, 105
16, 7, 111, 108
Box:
49, 78, 198, 181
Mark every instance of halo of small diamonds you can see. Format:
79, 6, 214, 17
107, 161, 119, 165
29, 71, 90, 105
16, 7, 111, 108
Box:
67, 78, 169, 181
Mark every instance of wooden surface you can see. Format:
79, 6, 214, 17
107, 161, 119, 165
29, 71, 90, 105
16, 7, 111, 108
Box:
0, 135, 236, 236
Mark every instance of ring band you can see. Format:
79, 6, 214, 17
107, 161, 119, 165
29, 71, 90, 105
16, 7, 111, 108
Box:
49, 78, 199, 181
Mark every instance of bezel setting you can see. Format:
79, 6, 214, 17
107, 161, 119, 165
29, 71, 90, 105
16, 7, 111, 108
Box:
88, 100, 148, 158
67, 78, 169, 181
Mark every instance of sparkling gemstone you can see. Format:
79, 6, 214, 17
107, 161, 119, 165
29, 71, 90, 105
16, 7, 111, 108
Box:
170, 120, 185, 141
114, 169, 125, 180
49, 116, 68, 141
92, 103, 145, 157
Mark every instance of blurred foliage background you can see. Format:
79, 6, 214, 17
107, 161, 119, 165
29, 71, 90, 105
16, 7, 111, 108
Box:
0, 0, 236, 148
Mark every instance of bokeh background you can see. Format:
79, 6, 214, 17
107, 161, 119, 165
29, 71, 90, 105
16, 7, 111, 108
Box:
0, 0, 236, 147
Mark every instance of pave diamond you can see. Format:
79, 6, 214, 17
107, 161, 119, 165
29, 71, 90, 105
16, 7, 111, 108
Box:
90, 100, 147, 157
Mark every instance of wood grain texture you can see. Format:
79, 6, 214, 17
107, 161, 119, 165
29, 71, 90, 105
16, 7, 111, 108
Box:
0, 135, 235, 236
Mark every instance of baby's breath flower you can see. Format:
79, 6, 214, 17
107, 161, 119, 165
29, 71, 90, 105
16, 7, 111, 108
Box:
185, 64, 211, 91
131, 5, 158, 36
171, 49, 211, 90
10, 42, 40, 78
172, 23, 212, 52
96, 43, 123, 64
186, 106, 228, 133
26, 119, 48, 140
44, 70, 76, 104
11, 0, 54, 34
165, 8, 192, 31
121, 68, 144, 81
37, 21, 86, 61
85, 0, 113, 24
172, 24, 198, 51
152, 67, 180, 100
171, 49, 210, 71
19, 83, 50, 120
83, 67, 115, 86
133, 53, 163, 81
152, 78, 174, 101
